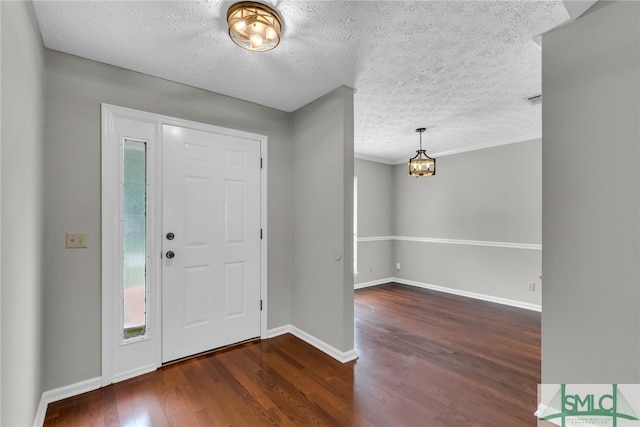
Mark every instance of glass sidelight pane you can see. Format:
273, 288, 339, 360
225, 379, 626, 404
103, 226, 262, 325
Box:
123, 139, 147, 340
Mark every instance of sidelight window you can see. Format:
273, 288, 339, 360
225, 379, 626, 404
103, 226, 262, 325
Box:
122, 139, 148, 340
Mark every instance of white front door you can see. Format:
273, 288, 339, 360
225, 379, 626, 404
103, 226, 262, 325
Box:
161, 124, 261, 363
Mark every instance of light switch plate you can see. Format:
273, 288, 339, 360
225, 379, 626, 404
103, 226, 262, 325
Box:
66, 232, 88, 248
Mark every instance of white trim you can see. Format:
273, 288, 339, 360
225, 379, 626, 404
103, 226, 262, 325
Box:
101, 104, 269, 384
260, 138, 269, 339
354, 153, 396, 165
392, 277, 542, 312
101, 105, 162, 386
388, 138, 543, 164
358, 138, 544, 166
33, 279, 533, 427
100, 106, 116, 386
112, 364, 157, 384
265, 324, 291, 339
266, 325, 358, 363
353, 277, 540, 311
358, 235, 541, 250
33, 377, 102, 427
354, 277, 395, 290
358, 236, 394, 243
289, 326, 358, 363
394, 236, 542, 250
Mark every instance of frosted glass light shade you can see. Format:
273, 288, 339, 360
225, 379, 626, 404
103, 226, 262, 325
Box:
227, 2, 282, 52
408, 151, 436, 177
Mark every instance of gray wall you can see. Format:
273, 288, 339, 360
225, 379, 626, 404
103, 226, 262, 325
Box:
292, 87, 355, 352
43, 50, 294, 391
542, 1, 640, 382
394, 140, 541, 243
355, 240, 394, 284
392, 139, 542, 305
354, 159, 394, 284
355, 159, 393, 237
1, 1, 45, 425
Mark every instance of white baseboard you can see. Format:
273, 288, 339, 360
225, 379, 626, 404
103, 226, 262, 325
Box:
33, 327, 358, 427
265, 324, 292, 339
112, 364, 158, 384
392, 277, 542, 312
33, 376, 102, 427
354, 277, 395, 289
353, 277, 541, 311
33, 279, 533, 427
266, 324, 358, 363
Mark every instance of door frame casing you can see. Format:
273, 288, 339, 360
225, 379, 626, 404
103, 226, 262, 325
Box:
101, 104, 268, 385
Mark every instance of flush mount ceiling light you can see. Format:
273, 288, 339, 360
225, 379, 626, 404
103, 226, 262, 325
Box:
227, 1, 282, 52
408, 128, 436, 177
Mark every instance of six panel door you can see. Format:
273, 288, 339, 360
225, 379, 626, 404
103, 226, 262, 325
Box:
161, 124, 261, 363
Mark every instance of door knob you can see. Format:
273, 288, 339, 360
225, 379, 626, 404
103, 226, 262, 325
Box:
166, 232, 175, 240
166, 251, 175, 259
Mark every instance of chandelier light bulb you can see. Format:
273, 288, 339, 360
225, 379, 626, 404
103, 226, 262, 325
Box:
250, 34, 263, 47
266, 27, 276, 40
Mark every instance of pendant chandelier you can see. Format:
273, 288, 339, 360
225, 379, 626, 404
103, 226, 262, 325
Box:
408, 128, 436, 177
227, 2, 282, 52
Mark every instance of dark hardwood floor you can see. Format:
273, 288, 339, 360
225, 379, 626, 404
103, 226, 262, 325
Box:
44, 283, 541, 426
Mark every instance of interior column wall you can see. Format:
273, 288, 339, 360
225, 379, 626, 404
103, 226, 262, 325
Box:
292, 86, 355, 352
542, 0, 640, 382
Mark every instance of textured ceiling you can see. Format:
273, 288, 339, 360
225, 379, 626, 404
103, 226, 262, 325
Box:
33, 0, 571, 163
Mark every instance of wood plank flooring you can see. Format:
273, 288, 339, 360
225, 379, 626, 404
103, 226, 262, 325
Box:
44, 283, 541, 426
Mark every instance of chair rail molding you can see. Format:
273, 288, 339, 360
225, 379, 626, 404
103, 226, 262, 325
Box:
358, 235, 541, 250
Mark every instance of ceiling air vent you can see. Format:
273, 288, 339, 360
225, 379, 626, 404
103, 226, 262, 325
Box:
524, 94, 542, 105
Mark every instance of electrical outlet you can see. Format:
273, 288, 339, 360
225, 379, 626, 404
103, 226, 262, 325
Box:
528, 282, 536, 291
396, 262, 401, 271
369, 266, 373, 273
66, 232, 88, 248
